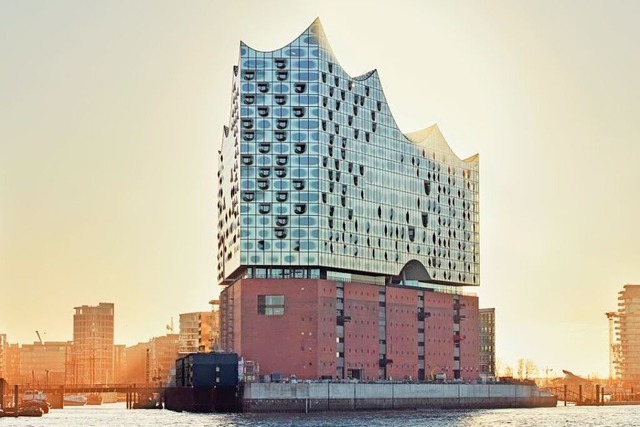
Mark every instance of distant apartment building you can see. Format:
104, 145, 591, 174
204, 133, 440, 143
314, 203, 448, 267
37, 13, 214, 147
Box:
3, 344, 20, 385
179, 312, 213, 353
123, 334, 179, 385
209, 300, 221, 351
615, 285, 640, 383
73, 302, 115, 385
19, 341, 72, 386
113, 344, 127, 384
124, 341, 150, 384
150, 334, 179, 386
479, 308, 496, 378
0, 334, 6, 380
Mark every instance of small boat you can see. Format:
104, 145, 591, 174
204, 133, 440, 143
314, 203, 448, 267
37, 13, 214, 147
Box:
132, 392, 163, 409
18, 406, 43, 417
64, 394, 87, 406
86, 393, 103, 405
21, 399, 50, 414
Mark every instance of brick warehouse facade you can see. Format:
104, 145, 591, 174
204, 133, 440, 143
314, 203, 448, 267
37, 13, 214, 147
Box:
220, 279, 479, 381
217, 19, 481, 381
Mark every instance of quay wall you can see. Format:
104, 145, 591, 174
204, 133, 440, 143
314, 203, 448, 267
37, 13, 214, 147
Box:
242, 383, 557, 412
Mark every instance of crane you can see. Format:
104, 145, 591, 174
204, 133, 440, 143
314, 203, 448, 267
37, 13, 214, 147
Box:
35, 330, 43, 345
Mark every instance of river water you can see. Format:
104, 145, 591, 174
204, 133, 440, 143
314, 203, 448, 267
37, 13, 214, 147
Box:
2, 403, 639, 426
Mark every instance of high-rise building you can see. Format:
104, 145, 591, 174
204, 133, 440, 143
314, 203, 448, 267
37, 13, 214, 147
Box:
615, 285, 640, 383
179, 312, 213, 354
479, 308, 495, 378
218, 19, 480, 381
72, 302, 114, 385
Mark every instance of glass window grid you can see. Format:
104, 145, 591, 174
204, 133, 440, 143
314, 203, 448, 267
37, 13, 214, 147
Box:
219, 22, 479, 285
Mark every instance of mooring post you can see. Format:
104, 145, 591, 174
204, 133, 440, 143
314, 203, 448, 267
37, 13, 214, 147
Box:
595, 384, 600, 405
601, 387, 605, 406
14, 384, 19, 417
563, 384, 567, 406
578, 384, 582, 404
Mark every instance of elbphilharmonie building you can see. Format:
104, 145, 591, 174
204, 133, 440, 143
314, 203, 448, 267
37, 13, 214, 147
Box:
218, 19, 482, 381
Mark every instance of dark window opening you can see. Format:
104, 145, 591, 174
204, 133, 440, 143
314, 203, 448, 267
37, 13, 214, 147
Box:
243, 131, 255, 142
294, 82, 307, 94
257, 82, 269, 93
294, 204, 307, 214
275, 95, 287, 105
243, 94, 255, 105
259, 204, 271, 214
241, 155, 253, 165
275, 131, 287, 142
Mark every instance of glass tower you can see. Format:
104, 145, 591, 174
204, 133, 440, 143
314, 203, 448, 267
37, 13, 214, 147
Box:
217, 19, 479, 288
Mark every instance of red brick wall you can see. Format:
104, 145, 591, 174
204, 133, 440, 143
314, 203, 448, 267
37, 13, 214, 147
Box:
386, 286, 419, 380
460, 294, 480, 381
423, 291, 455, 379
220, 278, 480, 381
343, 282, 380, 380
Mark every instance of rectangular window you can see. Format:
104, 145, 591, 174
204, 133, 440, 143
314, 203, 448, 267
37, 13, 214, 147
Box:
258, 295, 285, 316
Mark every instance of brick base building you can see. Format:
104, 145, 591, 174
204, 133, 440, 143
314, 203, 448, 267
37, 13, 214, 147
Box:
220, 278, 479, 381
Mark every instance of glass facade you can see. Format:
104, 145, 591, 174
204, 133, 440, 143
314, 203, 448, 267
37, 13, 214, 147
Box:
217, 19, 479, 287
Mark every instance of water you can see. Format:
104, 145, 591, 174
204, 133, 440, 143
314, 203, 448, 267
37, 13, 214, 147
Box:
2, 403, 639, 426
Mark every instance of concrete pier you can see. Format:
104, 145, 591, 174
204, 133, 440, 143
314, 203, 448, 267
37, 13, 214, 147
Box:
242, 383, 557, 413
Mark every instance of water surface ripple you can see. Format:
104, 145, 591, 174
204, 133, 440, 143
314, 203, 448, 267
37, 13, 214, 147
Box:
3, 403, 639, 426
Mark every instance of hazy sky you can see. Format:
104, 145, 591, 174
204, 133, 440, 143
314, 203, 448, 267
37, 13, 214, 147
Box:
1, 0, 639, 377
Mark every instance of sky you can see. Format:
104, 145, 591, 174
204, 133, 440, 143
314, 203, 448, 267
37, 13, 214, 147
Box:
1, 0, 639, 378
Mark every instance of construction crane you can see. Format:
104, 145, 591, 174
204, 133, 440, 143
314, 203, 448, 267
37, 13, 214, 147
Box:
35, 330, 43, 345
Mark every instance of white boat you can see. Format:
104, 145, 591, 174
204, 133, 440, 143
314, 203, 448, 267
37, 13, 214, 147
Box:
64, 394, 87, 406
